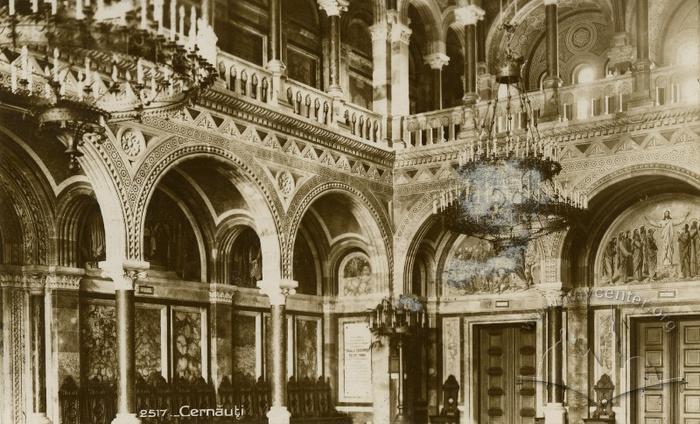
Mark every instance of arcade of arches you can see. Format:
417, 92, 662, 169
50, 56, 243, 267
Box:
1, 0, 699, 424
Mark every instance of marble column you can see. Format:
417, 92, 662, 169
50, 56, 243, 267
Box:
424, 53, 450, 110
208, 284, 236, 392
267, 0, 285, 103
29, 291, 50, 424
455, 5, 484, 106
258, 279, 298, 424
542, 285, 567, 424
388, 11, 412, 147
371, 21, 393, 142
105, 262, 148, 424
629, 0, 653, 107
541, 0, 562, 121
318, 0, 348, 98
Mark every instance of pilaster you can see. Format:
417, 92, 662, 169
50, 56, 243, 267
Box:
209, 284, 236, 390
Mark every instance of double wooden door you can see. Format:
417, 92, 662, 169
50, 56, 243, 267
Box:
634, 318, 700, 424
476, 323, 538, 424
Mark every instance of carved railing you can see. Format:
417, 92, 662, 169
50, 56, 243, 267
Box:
60, 375, 350, 424
404, 106, 465, 147
217, 52, 273, 104
400, 64, 697, 150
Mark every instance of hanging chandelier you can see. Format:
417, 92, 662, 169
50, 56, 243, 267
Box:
0, 0, 217, 169
433, 22, 587, 252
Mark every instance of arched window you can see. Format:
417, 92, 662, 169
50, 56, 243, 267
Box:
574, 64, 596, 84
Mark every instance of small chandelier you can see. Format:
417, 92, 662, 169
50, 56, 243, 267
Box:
368, 296, 428, 337
433, 22, 586, 252
0, 0, 218, 169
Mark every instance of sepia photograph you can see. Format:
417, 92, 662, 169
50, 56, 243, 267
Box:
0, 0, 698, 423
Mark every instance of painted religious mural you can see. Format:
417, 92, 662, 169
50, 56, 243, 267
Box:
442, 236, 539, 295
596, 194, 700, 284
338, 252, 373, 296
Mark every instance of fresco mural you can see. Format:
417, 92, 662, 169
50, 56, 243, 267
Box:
443, 236, 539, 295
596, 194, 700, 284
338, 252, 373, 296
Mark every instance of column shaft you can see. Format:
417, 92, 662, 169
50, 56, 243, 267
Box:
432, 68, 443, 110
271, 304, 287, 408
463, 23, 477, 104
328, 14, 342, 95
269, 0, 283, 64
636, 0, 649, 61
545, 4, 559, 80
116, 289, 136, 415
547, 306, 564, 403
31, 294, 47, 414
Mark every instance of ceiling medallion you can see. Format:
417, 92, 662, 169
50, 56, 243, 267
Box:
0, 0, 217, 170
433, 20, 587, 254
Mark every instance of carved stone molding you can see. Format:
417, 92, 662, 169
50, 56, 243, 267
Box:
209, 283, 237, 304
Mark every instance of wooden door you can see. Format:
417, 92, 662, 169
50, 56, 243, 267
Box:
634, 322, 672, 424
679, 320, 700, 424
477, 323, 537, 424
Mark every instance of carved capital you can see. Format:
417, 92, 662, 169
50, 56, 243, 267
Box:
317, 0, 348, 16
454, 5, 485, 27
544, 0, 559, 5
536, 282, 568, 307
424, 53, 450, 70
100, 260, 149, 291
209, 283, 237, 304
257, 279, 298, 306
370, 22, 389, 42
46, 273, 82, 291
389, 22, 412, 44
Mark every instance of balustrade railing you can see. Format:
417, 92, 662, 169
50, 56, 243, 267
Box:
59, 374, 350, 424
217, 53, 273, 104
404, 106, 465, 147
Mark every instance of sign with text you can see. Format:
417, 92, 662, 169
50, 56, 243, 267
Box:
342, 321, 372, 401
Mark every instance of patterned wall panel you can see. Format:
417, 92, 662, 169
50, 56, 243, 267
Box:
296, 318, 319, 379
135, 306, 163, 379
233, 313, 257, 381
172, 308, 204, 380
81, 301, 117, 382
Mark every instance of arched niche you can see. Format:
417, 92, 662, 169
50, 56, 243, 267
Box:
225, 226, 263, 288
408, 4, 433, 114
660, 0, 698, 66
293, 228, 320, 295
594, 193, 700, 285
143, 190, 202, 281
57, 186, 106, 268
443, 27, 464, 108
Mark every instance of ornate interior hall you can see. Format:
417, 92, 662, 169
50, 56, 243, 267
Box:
0, 0, 698, 423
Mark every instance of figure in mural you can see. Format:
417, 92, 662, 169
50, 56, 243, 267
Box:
645, 229, 658, 280
645, 210, 690, 268
602, 237, 616, 279
615, 232, 631, 283
680, 224, 692, 278
632, 229, 643, 281
249, 244, 262, 286
690, 220, 699, 276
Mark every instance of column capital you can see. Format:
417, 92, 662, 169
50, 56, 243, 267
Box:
536, 282, 568, 307
454, 5, 485, 27
424, 53, 450, 70
544, 0, 560, 5
209, 283, 237, 304
370, 22, 389, 42
317, 0, 348, 16
257, 279, 298, 306
389, 21, 412, 44
100, 260, 149, 291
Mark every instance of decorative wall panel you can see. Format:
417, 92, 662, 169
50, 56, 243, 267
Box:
338, 252, 373, 296
172, 308, 204, 380
296, 318, 319, 379
233, 313, 257, 381
135, 306, 163, 379
81, 301, 116, 382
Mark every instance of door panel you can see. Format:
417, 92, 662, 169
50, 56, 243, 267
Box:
477, 324, 537, 424
679, 321, 700, 424
636, 322, 671, 424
